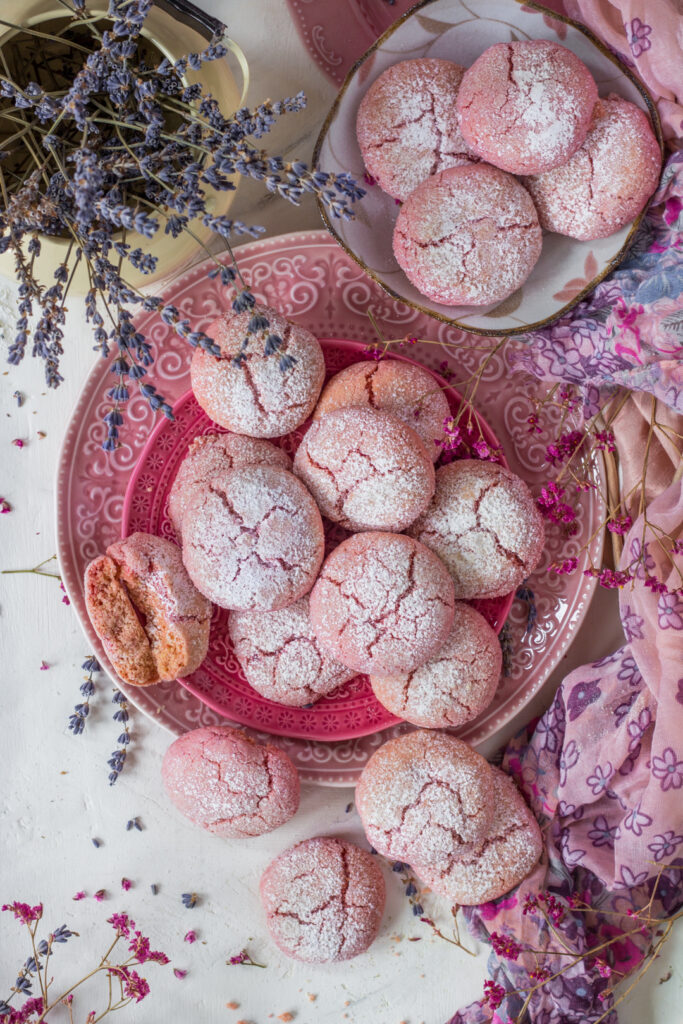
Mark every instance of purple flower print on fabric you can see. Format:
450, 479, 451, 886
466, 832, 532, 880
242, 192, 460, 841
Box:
623, 802, 653, 836
567, 680, 602, 721
560, 829, 586, 868
622, 605, 646, 641
647, 832, 683, 862
618, 864, 649, 888
586, 763, 614, 795
657, 592, 683, 630
559, 740, 580, 787
613, 691, 639, 726
627, 708, 653, 751
617, 655, 643, 690
587, 815, 618, 849
557, 800, 576, 817
630, 538, 656, 578
651, 747, 683, 791
626, 17, 653, 58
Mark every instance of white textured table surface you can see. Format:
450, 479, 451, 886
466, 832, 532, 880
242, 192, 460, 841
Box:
0, 2, 680, 1022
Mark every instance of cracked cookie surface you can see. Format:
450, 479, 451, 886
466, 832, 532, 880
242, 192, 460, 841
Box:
229, 595, 356, 707
523, 96, 661, 240
161, 725, 299, 837
356, 58, 477, 202
409, 459, 544, 600
294, 406, 435, 532
355, 730, 495, 873
393, 164, 542, 306
182, 464, 324, 611
314, 358, 450, 462
260, 837, 385, 962
457, 40, 597, 175
414, 766, 543, 904
190, 306, 325, 438
168, 431, 292, 538
370, 601, 502, 728
84, 532, 211, 687
309, 532, 454, 676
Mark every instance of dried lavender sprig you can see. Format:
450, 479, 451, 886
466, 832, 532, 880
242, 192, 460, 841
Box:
108, 688, 130, 785
516, 581, 538, 636
67, 655, 101, 735
499, 621, 514, 677
0, 0, 363, 450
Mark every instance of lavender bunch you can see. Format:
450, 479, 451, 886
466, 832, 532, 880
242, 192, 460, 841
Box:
0, 0, 363, 450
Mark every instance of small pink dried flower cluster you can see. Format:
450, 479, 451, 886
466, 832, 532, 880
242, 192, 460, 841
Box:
545, 429, 584, 466
490, 931, 522, 961
537, 482, 577, 531
583, 566, 634, 590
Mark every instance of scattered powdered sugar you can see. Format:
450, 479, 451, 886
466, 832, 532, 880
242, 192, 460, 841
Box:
370, 601, 502, 728
294, 406, 435, 532
393, 164, 542, 306
260, 837, 385, 963
229, 596, 356, 706
414, 767, 543, 905
181, 464, 324, 611
355, 730, 495, 873
357, 58, 478, 201
310, 532, 455, 675
190, 306, 325, 438
522, 96, 661, 240
457, 40, 597, 174
409, 459, 545, 600
314, 359, 450, 461
168, 432, 291, 537
161, 726, 299, 837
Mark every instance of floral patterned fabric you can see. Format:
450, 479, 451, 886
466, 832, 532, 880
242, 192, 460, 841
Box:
448, 482, 683, 1023
511, 153, 683, 414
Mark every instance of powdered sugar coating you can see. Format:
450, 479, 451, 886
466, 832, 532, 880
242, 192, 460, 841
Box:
356, 58, 477, 201
168, 432, 291, 537
314, 358, 450, 462
294, 406, 435, 532
370, 602, 502, 728
84, 532, 211, 687
310, 532, 455, 676
190, 306, 325, 438
409, 460, 545, 600
522, 96, 661, 240
260, 837, 385, 962
457, 40, 597, 175
181, 464, 324, 611
229, 596, 356, 707
355, 731, 494, 873
393, 164, 542, 306
414, 767, 543, 905
161, 726, 299, 837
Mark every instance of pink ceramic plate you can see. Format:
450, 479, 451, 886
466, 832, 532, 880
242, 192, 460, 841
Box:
56, 229, 604, 784
285, 0, 416, 86
120, 341, 511, 742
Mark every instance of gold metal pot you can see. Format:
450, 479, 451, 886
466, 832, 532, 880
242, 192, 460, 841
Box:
0, 0, 242, 292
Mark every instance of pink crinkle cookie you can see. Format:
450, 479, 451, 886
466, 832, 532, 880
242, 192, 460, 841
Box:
414, 767, 543, 905
161, 726, 299, 837
314, 358, 450, 462
409, 460, 545, 600
456, 40, 597, 175
522, 96, 661, 240
229, 595, 356, 707
181, 464, 324, 611
356, 58, 477, 202
168, 432, 291, 537
355, 730, 495, 872
294, 406, 435, 532
84, 532, 211, 687
370, 601, 502, 728
260, 837, 385, 962
190, 306, 325, 438
310, 532, 455, 676
393, 164, 542, 307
